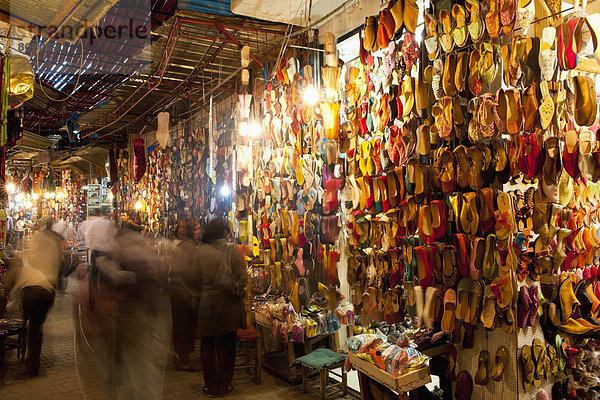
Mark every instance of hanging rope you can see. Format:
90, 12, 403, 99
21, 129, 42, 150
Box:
1, 51, 10, 146
35, 37, 85, 102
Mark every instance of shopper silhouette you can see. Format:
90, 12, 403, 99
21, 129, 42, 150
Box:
195, 218, 247, 397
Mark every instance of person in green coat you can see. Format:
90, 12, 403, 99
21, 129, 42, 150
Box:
195, 218, 247, 397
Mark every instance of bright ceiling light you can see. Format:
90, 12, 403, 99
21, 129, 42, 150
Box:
6, 183, 15, 194
239, 121, 248, 137
220, 184, 231, 197
248, 121, 260, 137
303, 85, 319, 105
134, 200, 143, 211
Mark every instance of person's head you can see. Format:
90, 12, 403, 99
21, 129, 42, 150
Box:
52, 219, 68, 239
38, 216, 54, 230
202, 218, 231, 243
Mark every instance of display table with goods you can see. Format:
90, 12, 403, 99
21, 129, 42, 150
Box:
251, 289, 354, 383
347, 332, 431, 400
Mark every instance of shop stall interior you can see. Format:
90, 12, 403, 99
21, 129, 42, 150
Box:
0, 0, 600, 399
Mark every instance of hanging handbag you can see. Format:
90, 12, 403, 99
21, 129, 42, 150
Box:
131, 135, 146, 183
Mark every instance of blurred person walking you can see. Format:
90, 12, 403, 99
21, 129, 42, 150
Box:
80, 209, 115, 310
195, 218, 247, 397
52, 218, 76, 294
169, 219, 200, 371
96, 219, 164, 400
16, 217, 62, 376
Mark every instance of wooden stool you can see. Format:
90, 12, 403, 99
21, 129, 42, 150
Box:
293, 348, 347, 400
235, 326, 262, 384
4, 326, 27, 363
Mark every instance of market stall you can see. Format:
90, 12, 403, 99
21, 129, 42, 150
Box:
231, 0, 600, 398
0, 0, 600, 398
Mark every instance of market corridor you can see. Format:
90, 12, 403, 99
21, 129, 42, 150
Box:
0, 277, 349, 400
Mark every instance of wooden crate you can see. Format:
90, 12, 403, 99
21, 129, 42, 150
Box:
253, 311, 272, 328
348, 352, 431, 393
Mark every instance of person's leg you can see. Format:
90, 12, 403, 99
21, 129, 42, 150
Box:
22, 287, 55, 376
217, 331, 238, 394
170, 293, 194, 368
201, 336, 219, 393
89, 250, 99, 310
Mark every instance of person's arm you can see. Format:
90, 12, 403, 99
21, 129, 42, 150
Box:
96, 256, 137, 286
231, 244, 248, 299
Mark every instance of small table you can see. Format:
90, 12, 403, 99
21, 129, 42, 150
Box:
253, 311, 336, 384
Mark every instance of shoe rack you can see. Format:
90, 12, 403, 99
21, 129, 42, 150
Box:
450, 188, 557, 400
509, 175, 557, 399
516, 277, 556, 400
452, 322, 520, 399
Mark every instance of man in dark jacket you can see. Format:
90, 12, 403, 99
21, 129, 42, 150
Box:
195, 218, 247, 397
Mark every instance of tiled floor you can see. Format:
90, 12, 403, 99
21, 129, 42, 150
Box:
0, 277, 357, 400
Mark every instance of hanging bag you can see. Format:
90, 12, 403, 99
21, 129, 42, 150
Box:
131, 135, 146, 183
9, 55, 34, 105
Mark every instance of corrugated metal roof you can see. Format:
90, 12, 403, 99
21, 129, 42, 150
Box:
75, 9, 293, 137
3, 0, 120, 42
21, 0, 177, 132
15, 1, 295, 143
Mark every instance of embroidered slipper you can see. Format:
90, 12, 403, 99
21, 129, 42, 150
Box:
452, 4, 469, 48
466, 0, 484, 42
517, 0, 535, 35
439, 8, 455, 52
489, 345, 509, 381
539, 27, 557, 82
481, 285, 497, 329
474, 350, 489, 385
521, 345, 535, 391
442, 288, 457, 333
485, 0, 501, 39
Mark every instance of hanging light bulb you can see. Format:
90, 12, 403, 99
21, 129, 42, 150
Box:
239, 121, 248, 137
248, 121, 261, 137
6, 183, 15, 194
303, 85, 319, 105
220, 184, 231, 197
134, 200, 143, 211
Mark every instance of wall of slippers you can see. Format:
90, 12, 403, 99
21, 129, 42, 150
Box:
114, 119, 232, 236
239, 0, 600, 397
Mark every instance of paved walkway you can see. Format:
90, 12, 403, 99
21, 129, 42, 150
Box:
0, 277, 355, 400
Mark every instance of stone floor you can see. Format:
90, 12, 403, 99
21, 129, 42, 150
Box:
0, 277, 356, 400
